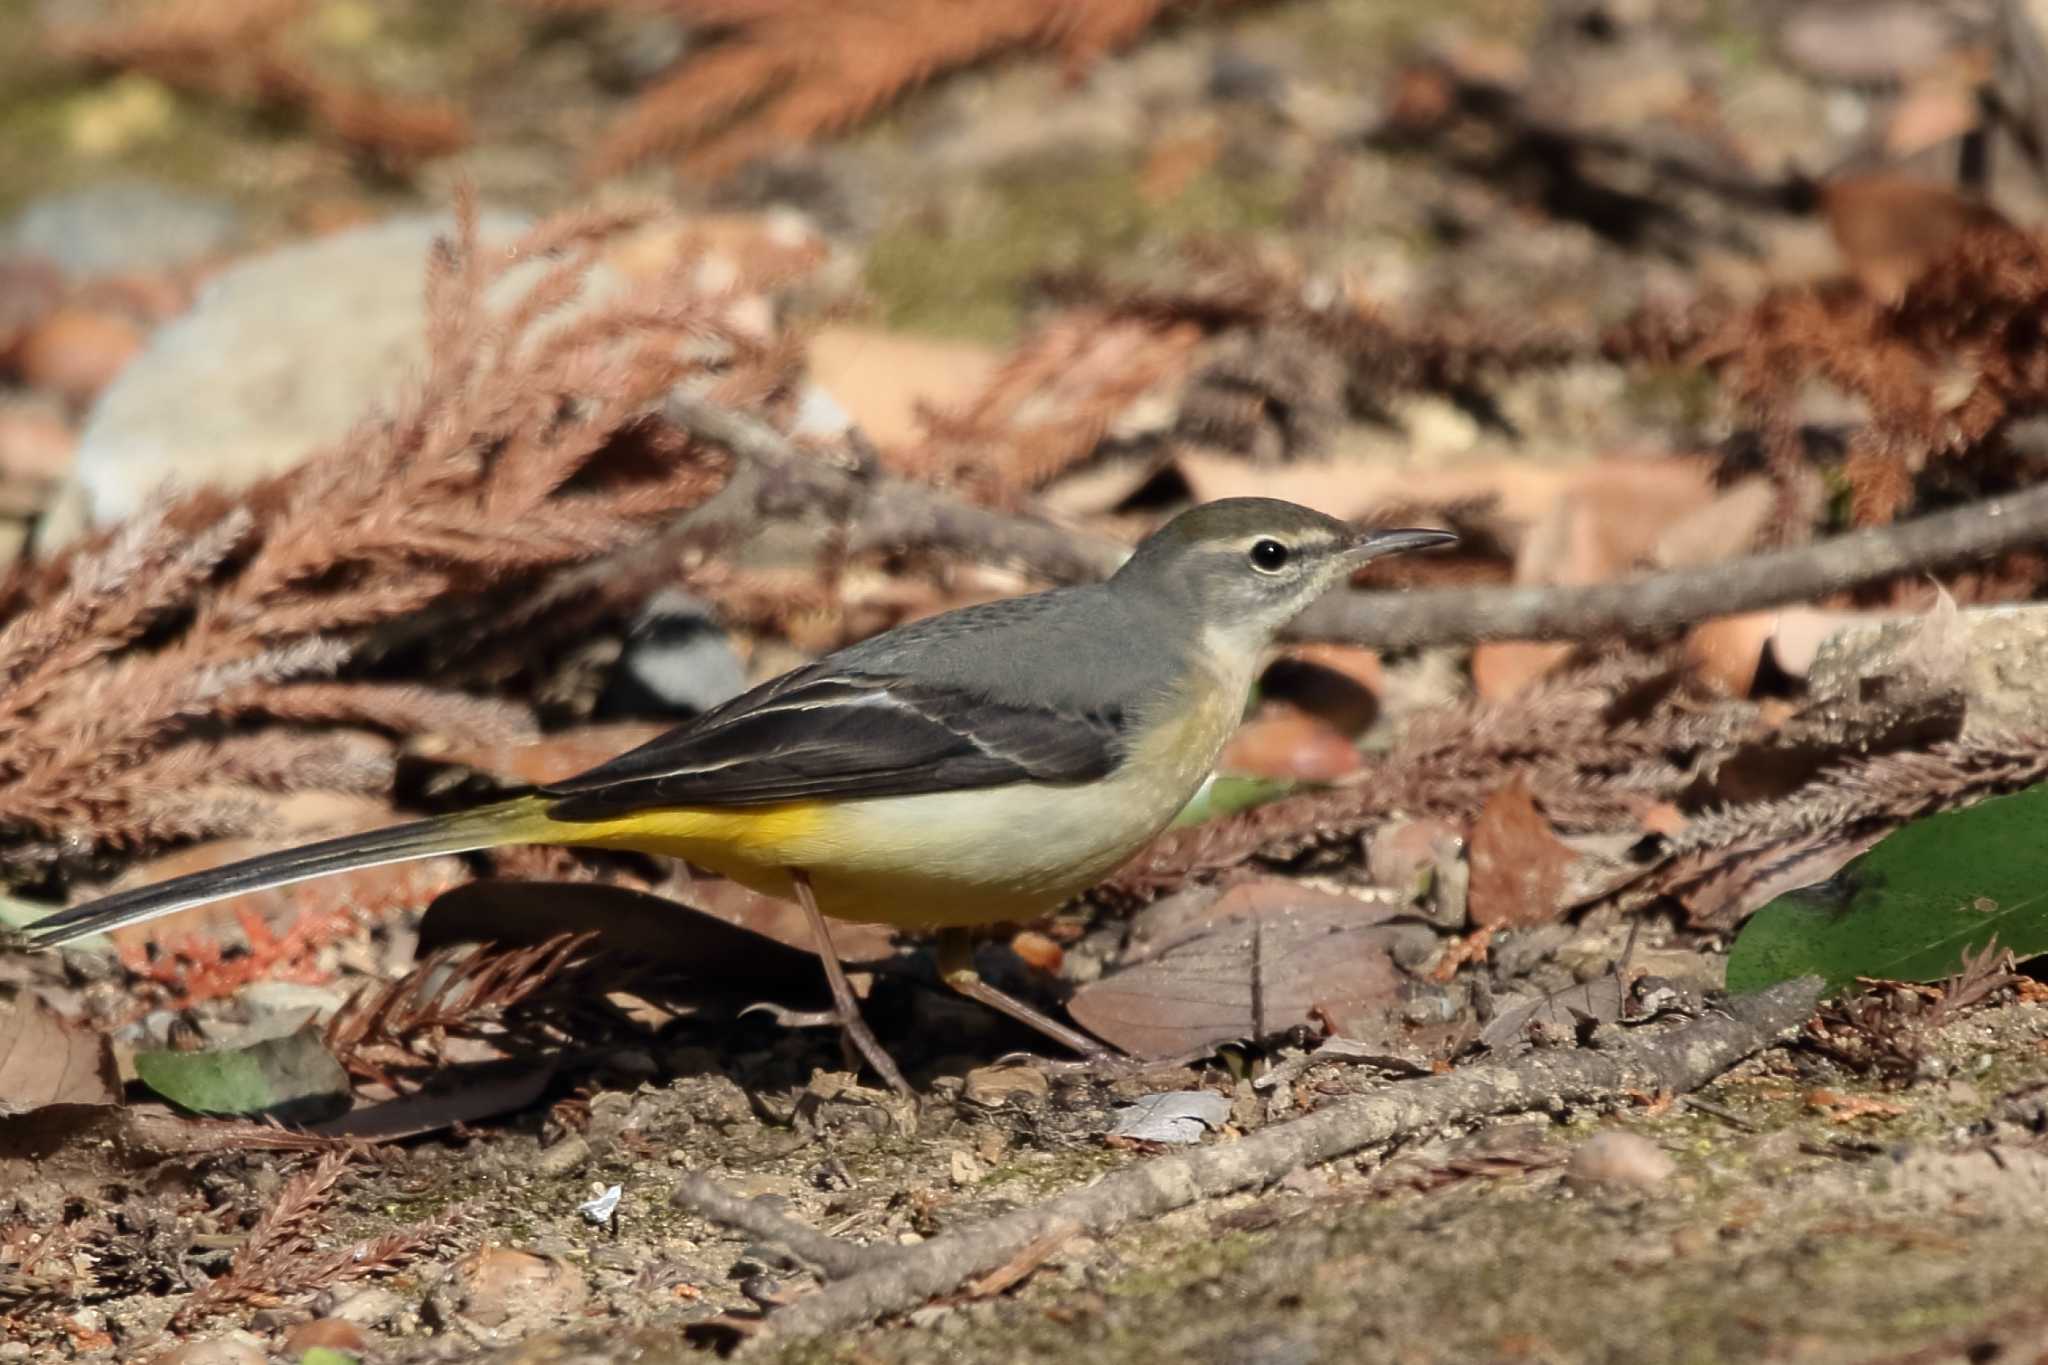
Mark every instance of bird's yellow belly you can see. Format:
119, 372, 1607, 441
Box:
549, 676, 1242, 929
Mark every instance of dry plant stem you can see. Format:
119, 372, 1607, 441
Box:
936, 927, 1115, 1061
793, 871, 911, 1096
755, 978, 1823, 1341
658, 392, 1128, 583
667, 393, 2048, 648
671, 1172, 892, 1281
1296, 481, 2048, 647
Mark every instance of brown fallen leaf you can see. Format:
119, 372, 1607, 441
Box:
1466, 777, 1577, 928
311, 1060, 558, 1142
0, 995, 120, 1116
411, 723, 669, 787
1262, 644, 1384, 735
1807, 1089, 1907, 1123
1067, 887, 1425, 1058
417, 879, 895, 982
1120, 878, 1400, 964
1218, 703, 1362, 781
1823, 174, 2014, 304
1471, 640, 1575, 702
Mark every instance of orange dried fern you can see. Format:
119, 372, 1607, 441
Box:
0, 199, 782, 882
573, 0, 1257, 180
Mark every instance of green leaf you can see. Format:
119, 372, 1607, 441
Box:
1169, 774, 1296, 828
1727, 781, 2048, 995
134, 1024, 351, 1122
299, 1350, 360, 1365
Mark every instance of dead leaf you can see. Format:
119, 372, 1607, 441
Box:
0, 995, 119, 1115
411, 723, 669, 786
809, 326, 1001, 451
1652, 477, 1775, 570
1885, 76, 1982, 159
1366, 817, 1468, 898
1479, 976, 1628, 1052
1263, 644, 1384, 734
418, 879, 895, 982
1068, 888, 1423, 1058
1466, 778, 1577, 928
1218, 703, 1362, 781
1684, 613, 1780, 697
1807, 1089, 1907, 1123
1121, 878, 1399, 963
1823, 174, 2013, 304
1471, 641, 1575, 702
1139, 121, 1223, 204
312, 1060, 557, 1141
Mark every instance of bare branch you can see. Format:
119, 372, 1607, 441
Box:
1293, 481, 2048, 648
757, 978, 1823, 1340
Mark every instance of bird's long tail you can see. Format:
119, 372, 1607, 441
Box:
17, 796, 557, 950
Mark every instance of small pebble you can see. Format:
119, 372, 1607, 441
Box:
283, 1318, 366, 1354
536, 1134, 591, 1178
321, 1285, 403, 1329
0, 400, 76, 481
962, 1064, 1050, 1108
150, 1335, 267, 1365
1567, 1131, 1676, 1191
15, 305, 143, 403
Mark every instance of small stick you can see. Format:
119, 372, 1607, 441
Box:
1292, 481, 2048, 648
671, 1172, 891, 1281
755, 977, 1824, 1341
661, 393, 2048, 650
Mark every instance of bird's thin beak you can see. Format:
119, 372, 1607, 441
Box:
1343, 527, 1459, 563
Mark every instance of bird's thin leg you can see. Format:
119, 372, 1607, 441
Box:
791, 871, 912, 1096
936, 928, 1116, 1061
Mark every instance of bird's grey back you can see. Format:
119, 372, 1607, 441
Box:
830, 581, 1194, 713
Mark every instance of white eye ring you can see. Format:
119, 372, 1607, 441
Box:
1249, 538, 1291, 573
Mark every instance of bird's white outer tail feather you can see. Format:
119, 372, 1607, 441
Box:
19, 797, 549, 949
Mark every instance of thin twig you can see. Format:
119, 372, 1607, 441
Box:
671, 1171, 893, 1281
1292, 481, 2048, 647
754, 978, 1823, 1341
660, 394, 2048, 650
659, 392, 1129, 585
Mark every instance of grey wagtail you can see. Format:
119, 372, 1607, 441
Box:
19, 499, 1453, 1092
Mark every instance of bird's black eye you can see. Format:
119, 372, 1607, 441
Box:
1248, 538, 1291, 573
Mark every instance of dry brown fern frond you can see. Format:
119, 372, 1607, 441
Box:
170, 1151, 451, 1324
1107, 653, 1758, 898
886, 308, 1204, 504
576, 0, 1255, 181
47, 0, 469, 168
0, 195, 787, 883
325, 932, 595, 1089
1686, 219, 2048, 530
1038, 258, 1593, 439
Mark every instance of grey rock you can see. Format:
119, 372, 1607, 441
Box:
1810, 603, 2048, 741
57, 210, 544, 536
6, 180, 241, 280
1778, 2, 1956, 86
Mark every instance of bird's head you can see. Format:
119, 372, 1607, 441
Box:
1112, 497, 1455, 655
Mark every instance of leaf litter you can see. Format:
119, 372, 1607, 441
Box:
13, 1, 2048, 1358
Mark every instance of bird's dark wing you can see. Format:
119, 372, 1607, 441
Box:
541, 666, 1127, 819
